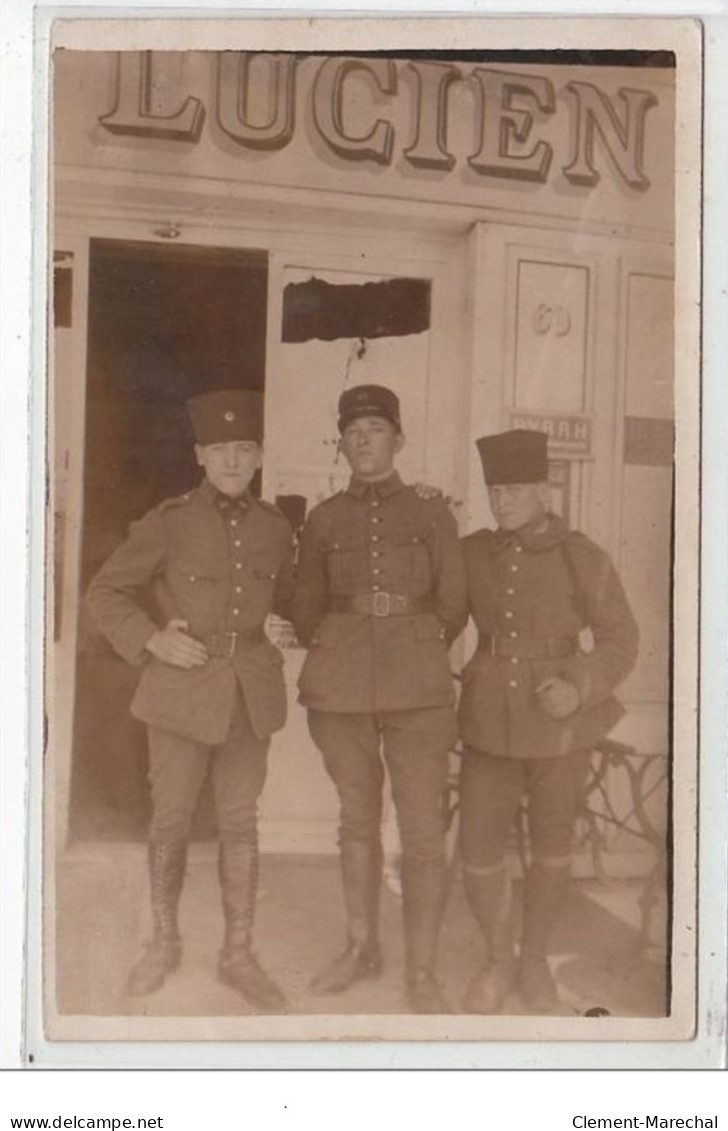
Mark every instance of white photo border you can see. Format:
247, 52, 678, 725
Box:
2, 0, 725, 1070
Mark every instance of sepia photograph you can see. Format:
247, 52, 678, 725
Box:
39, 15, 703, 1056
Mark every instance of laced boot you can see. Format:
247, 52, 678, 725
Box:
461, 861, 516, 1015
217, 841, 286, 1012
127, 840, 187, 996
519, 859, 572, 1013
311, 839, 383, 994
401, 857, 452, 1014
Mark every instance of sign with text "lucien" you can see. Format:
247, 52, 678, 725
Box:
98, 53, 659, 192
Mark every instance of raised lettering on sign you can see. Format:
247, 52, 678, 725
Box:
312, 57, 397, 165
99, 52, 205, 141
98, 52, 659, 193
217, 53, 298, 150
563, 82, 657, 189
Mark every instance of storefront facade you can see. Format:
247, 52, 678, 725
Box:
50, 50, 675, 865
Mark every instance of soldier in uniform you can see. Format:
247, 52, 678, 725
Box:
457, 429, 639, 1014
86, 390, 294, 1011
292, 384, 468, 1014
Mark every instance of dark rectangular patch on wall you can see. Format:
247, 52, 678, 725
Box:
282, 276, 431, 343
54, 267, 73, 327
623, 416, 674, 466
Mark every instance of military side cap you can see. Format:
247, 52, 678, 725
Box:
476, 429, 549, 485
187, 389, 264, 445
338, 384, 401, 433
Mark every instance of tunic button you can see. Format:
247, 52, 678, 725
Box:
511, 657, 519, 665
372, 584, 381, 591
234, 540, 241, 547
515, 545, 523, 554
510, 565, 519, 573
509, 631, 518, 638
371, 534, 380, 542
373, 568, 381, 575
230, 519, 238, 527
371, 500, 380, 508
371, 516, 381, 524
233, 608, 240, 616
235, 586, 242, 594
508, 680, 518, 688
506, 588, 515, 595
505, 611, 513, 619
371, 550, 381, 557
235, 563, 242, 570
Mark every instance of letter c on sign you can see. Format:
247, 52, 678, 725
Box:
313, 57, 396, 165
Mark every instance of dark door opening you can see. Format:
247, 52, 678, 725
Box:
69, 238, 268, 841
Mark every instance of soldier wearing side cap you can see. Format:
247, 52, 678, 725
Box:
292, 384, 468, 1014
457, 429, 639, 1014
86, 390, 294, 1011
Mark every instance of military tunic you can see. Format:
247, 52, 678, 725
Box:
293, 472, 468, 714
87, 479, 295, 745
458, 512, 639, 760
292, 470, 467, 879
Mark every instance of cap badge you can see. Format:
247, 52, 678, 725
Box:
224, 410, 236, 422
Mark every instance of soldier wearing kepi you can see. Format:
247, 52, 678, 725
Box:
86, 390, 294, 1011
292, 384, 468, 1014
458, 429, 639, 1014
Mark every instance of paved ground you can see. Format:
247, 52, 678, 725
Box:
53, 844, 667, 1025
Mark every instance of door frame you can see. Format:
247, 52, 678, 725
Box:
50, 186, 473, 849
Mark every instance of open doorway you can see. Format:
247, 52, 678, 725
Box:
69, 238, 268, 840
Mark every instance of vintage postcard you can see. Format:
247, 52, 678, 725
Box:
31, 13, 709, 1064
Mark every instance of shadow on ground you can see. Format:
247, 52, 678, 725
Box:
55, 847, 666, 1021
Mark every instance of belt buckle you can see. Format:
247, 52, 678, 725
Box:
372, 591, 391, 617
224, 631, 237, 658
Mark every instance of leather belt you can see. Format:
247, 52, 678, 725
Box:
201, 628, 265, 658
329, 592, 434, 618
477, 633, 578, 660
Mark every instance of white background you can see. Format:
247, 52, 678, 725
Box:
2, 0, 727, 1118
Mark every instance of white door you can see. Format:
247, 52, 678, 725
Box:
465, 220, 674, 868
259, 234, 469, 853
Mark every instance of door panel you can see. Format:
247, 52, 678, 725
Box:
259, 240, 467, 852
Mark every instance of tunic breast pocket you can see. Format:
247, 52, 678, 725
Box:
252, 565, 279, 595
323, 536, 367, 592
386, 534, 431, 589
246, 546, 282, 587
173, 560, 223, 587
168, 560, 225, 619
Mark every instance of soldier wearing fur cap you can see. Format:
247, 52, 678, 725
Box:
457, 428, 639, 1014
292, 384, 468, 1013
87, 389, 294, 1012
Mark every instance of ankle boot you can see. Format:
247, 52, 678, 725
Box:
312, 839, 383, 994
519, 860, 572, 1012
127, 840, 187, 996
217, 841, 286, 1012
461, 862, 516, 1015
401, 857, 451, 1014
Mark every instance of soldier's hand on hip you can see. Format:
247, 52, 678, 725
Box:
535, 676, 581, 720
145, 620, 209, 668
